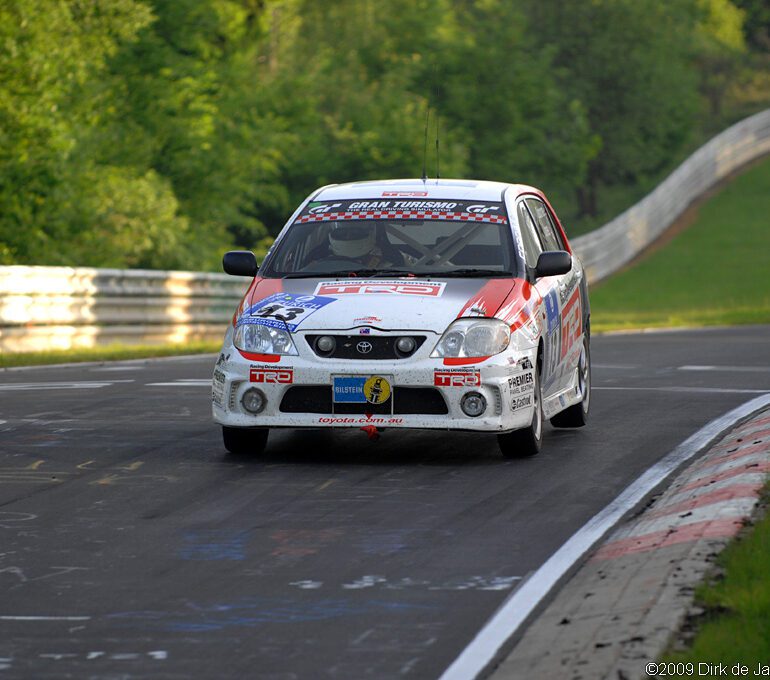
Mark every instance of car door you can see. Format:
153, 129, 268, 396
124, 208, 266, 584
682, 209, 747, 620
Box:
525, 197, 583, 391
514, 200, 563, 399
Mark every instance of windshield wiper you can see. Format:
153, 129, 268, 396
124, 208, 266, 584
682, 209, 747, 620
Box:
419, 269, 513, 278
338, 269, 416, 278
279, 272, 329, 279
282, 269, 415, 279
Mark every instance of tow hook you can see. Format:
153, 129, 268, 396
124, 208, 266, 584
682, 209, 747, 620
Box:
360, 425, 380, 441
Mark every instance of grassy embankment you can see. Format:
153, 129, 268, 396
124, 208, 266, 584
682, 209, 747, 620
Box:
662, 489, 770, 672
589, 155, 770, 332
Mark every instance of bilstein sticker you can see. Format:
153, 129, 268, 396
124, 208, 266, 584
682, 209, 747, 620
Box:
363, 375, 391, 404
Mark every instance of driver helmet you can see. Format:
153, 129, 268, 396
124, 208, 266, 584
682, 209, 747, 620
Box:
328, 222, 376, 258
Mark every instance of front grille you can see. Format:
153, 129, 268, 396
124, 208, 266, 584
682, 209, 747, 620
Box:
279, 386, 331, 414
393, 387, 448, 414
279, 386, 447, 415
305, 334, 426, 360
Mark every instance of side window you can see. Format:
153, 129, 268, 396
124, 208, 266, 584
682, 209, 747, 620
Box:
526, 198, 564, 251
516, 202, 543, 268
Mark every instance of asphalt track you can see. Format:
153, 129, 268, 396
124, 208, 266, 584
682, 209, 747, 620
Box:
0, 325, 768, 679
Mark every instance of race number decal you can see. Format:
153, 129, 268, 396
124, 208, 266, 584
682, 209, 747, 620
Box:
241, 293, 335, 332
543, 289, 561, 379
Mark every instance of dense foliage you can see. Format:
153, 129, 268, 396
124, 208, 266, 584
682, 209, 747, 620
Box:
0, 0, 766, 270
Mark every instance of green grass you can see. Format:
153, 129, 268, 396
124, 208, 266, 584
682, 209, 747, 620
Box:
661, 493, 770, 675
0, 340, 221, 368
590, 155, 770, 332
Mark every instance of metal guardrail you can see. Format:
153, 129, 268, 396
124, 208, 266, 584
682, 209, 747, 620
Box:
0, 266, 245, 352
571, 108, 770, 282
1, 108, 769, 352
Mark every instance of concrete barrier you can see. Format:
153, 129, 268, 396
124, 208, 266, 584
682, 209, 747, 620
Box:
2, 108, 769, 352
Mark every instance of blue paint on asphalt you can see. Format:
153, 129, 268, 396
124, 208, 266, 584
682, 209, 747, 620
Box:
178, 530, 251, 561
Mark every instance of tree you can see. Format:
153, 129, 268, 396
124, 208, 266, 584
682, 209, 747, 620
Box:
425, 0, 599, 205
692, 0, 747, 118
0, 0, 154, 264
733, 0, 770, 50
523, 0, 702, 217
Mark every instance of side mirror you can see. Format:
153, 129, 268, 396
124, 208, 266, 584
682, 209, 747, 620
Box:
223, 251, 258, 277
535, 251, 572, 278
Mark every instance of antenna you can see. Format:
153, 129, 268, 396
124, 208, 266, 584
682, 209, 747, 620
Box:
421, 107, 430, 182
434, 66, 440, 181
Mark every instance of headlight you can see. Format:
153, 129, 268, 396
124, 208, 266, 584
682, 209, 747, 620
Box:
431, 318, 511, 358
234, 322, 298, 355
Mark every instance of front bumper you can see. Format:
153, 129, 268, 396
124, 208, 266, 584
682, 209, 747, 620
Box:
212, 333, 537, 433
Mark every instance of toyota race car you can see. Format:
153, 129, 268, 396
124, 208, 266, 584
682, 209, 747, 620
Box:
213, 179, 591, 458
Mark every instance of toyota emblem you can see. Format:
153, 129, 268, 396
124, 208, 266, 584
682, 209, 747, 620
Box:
356, 341, 373, 354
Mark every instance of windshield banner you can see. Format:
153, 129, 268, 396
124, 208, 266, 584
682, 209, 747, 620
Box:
296, 200, 508, 225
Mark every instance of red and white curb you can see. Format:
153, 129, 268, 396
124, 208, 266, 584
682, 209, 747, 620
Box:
592, 415, 770, 561
440, 394, 770, 680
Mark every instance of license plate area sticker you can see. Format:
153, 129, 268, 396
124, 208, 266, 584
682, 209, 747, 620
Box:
333, 375, 392, 404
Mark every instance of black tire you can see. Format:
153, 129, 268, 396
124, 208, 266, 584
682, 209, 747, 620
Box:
498, 365, 543, 458
222, 426, 269, 455
550, 335, 591, 428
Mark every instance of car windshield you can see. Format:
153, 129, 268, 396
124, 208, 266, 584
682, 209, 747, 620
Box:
260, 199, 518, 278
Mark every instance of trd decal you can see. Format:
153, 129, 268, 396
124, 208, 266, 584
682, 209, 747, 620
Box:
249, 367, 294, 384
315, 280, 446, 297
434, 370, 482, 387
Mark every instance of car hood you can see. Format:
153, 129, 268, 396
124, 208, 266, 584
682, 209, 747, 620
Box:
246, 277, 516, 334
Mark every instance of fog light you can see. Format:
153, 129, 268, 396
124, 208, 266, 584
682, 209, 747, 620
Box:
241, 388, 266, 414
461, 392, 487, 417
395, 336, 416, 355
316, 335, 335, 355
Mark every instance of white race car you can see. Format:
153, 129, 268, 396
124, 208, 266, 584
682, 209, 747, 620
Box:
213, 179, 590, 457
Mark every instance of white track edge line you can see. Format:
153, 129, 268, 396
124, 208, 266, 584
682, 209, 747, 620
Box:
439, 393, 770, 680
1, 353, 218, 372
0, 616, 91, 621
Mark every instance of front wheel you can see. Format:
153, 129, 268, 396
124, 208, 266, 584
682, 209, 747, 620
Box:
550, 335, 591, 428
222, 426, 269, 455
498, 366, 543, 458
